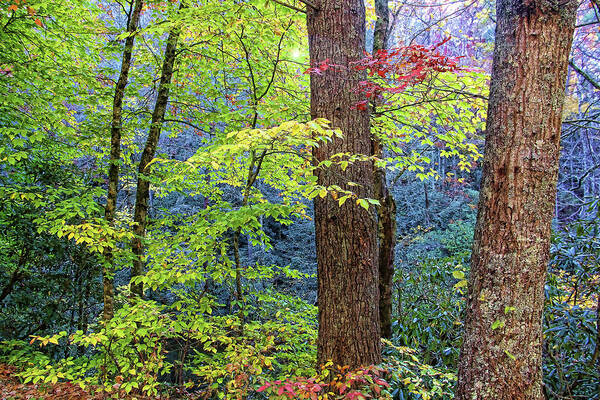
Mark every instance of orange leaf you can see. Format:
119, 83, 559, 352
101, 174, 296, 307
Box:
8, 4, 18, 11
34, 18, 42, 27
27, 6, 35, 15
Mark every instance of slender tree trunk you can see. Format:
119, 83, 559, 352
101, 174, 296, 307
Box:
103, 0, 144, 321
0, 245, 27, 303
593, 293, 600, 390
377, 192, 396, 339
307, 0, 381, 368
130, 10, 182, 297
456, 2, 577, 399
373, 0, 396, 340
373, 0, 389, 53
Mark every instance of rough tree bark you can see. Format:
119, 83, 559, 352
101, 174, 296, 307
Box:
373, 0, 397, 340
103, 0, 144, 321
307, 0, 381, 368
130, 9, 182, 297
456, 1, 578, 399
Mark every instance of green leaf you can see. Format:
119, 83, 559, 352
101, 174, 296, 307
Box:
452, 270, 465, 279
454, 280, 467, 289
504, 350, 516, 361
504, 306, 516, 314
357, 199, 369, 211
491, 320, 505, 330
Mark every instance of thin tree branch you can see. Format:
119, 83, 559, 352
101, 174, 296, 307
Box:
569, 59, 600, 90
297, 0, 319, 10
269, 0, 306, 13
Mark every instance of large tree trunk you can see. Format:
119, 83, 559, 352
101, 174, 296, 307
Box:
103, 0, 144, 321
307, 0, 381, 368
373, 0, 397, 340
130, 11, 182, 297
456, 2, 577, 399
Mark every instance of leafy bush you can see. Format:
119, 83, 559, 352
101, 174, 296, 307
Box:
15, 285, 318, 399
544, 209, 599, 400
255, 343, 455, 400
394, 256, 467, 368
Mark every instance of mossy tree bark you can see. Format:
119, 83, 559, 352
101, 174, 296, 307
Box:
130, 8, 183, 297
103, 0, 144, 321
307, 0, 381, 368
456, 1, 578, 399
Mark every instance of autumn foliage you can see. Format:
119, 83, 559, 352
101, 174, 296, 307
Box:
306, 38, 460, 111
257, 364, 391, 400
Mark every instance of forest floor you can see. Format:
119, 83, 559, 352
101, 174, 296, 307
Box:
0, 364, 178, 400
0, 363, 96, 400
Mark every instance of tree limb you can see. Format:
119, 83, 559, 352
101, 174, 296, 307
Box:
569, 59, 600, 90
269, 0, 306, 13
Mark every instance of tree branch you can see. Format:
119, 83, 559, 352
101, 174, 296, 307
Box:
269, 0, 306, 13
297, 0, 319, 10
569, 59, 600, 90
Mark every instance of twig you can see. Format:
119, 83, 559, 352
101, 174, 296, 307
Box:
569, 59, 600, 90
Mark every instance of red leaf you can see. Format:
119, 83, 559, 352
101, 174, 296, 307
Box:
347, 391, 365, 400
355, 100, 368, 111
374, 378, 390, 387
257, 384, 270, 392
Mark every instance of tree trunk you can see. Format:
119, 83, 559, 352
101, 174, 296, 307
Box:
377, 192, 396, 339
373, 0, 397, 340
594, 294, 600, 391
373, 0, 389, 53
456, 2, 577, 399
307, 0, 381, 368
0, 245, 28, 303
130, 10, 182, 297
103, 0, 144, 321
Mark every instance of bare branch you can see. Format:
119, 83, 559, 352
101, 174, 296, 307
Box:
569, 59, 600, 90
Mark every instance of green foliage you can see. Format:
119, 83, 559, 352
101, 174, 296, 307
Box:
2, 1, 594, 400
24, 298, 171, 394
438, 218, 475, 258
543, 204, 600, 399
543, 283, 598, 399
17, 288, 317, 398
395, 195, 477, 270
394, 256, 466, 368
0, 340, 51, 370
382, 342, 456, 400
373, 69, 488, 180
